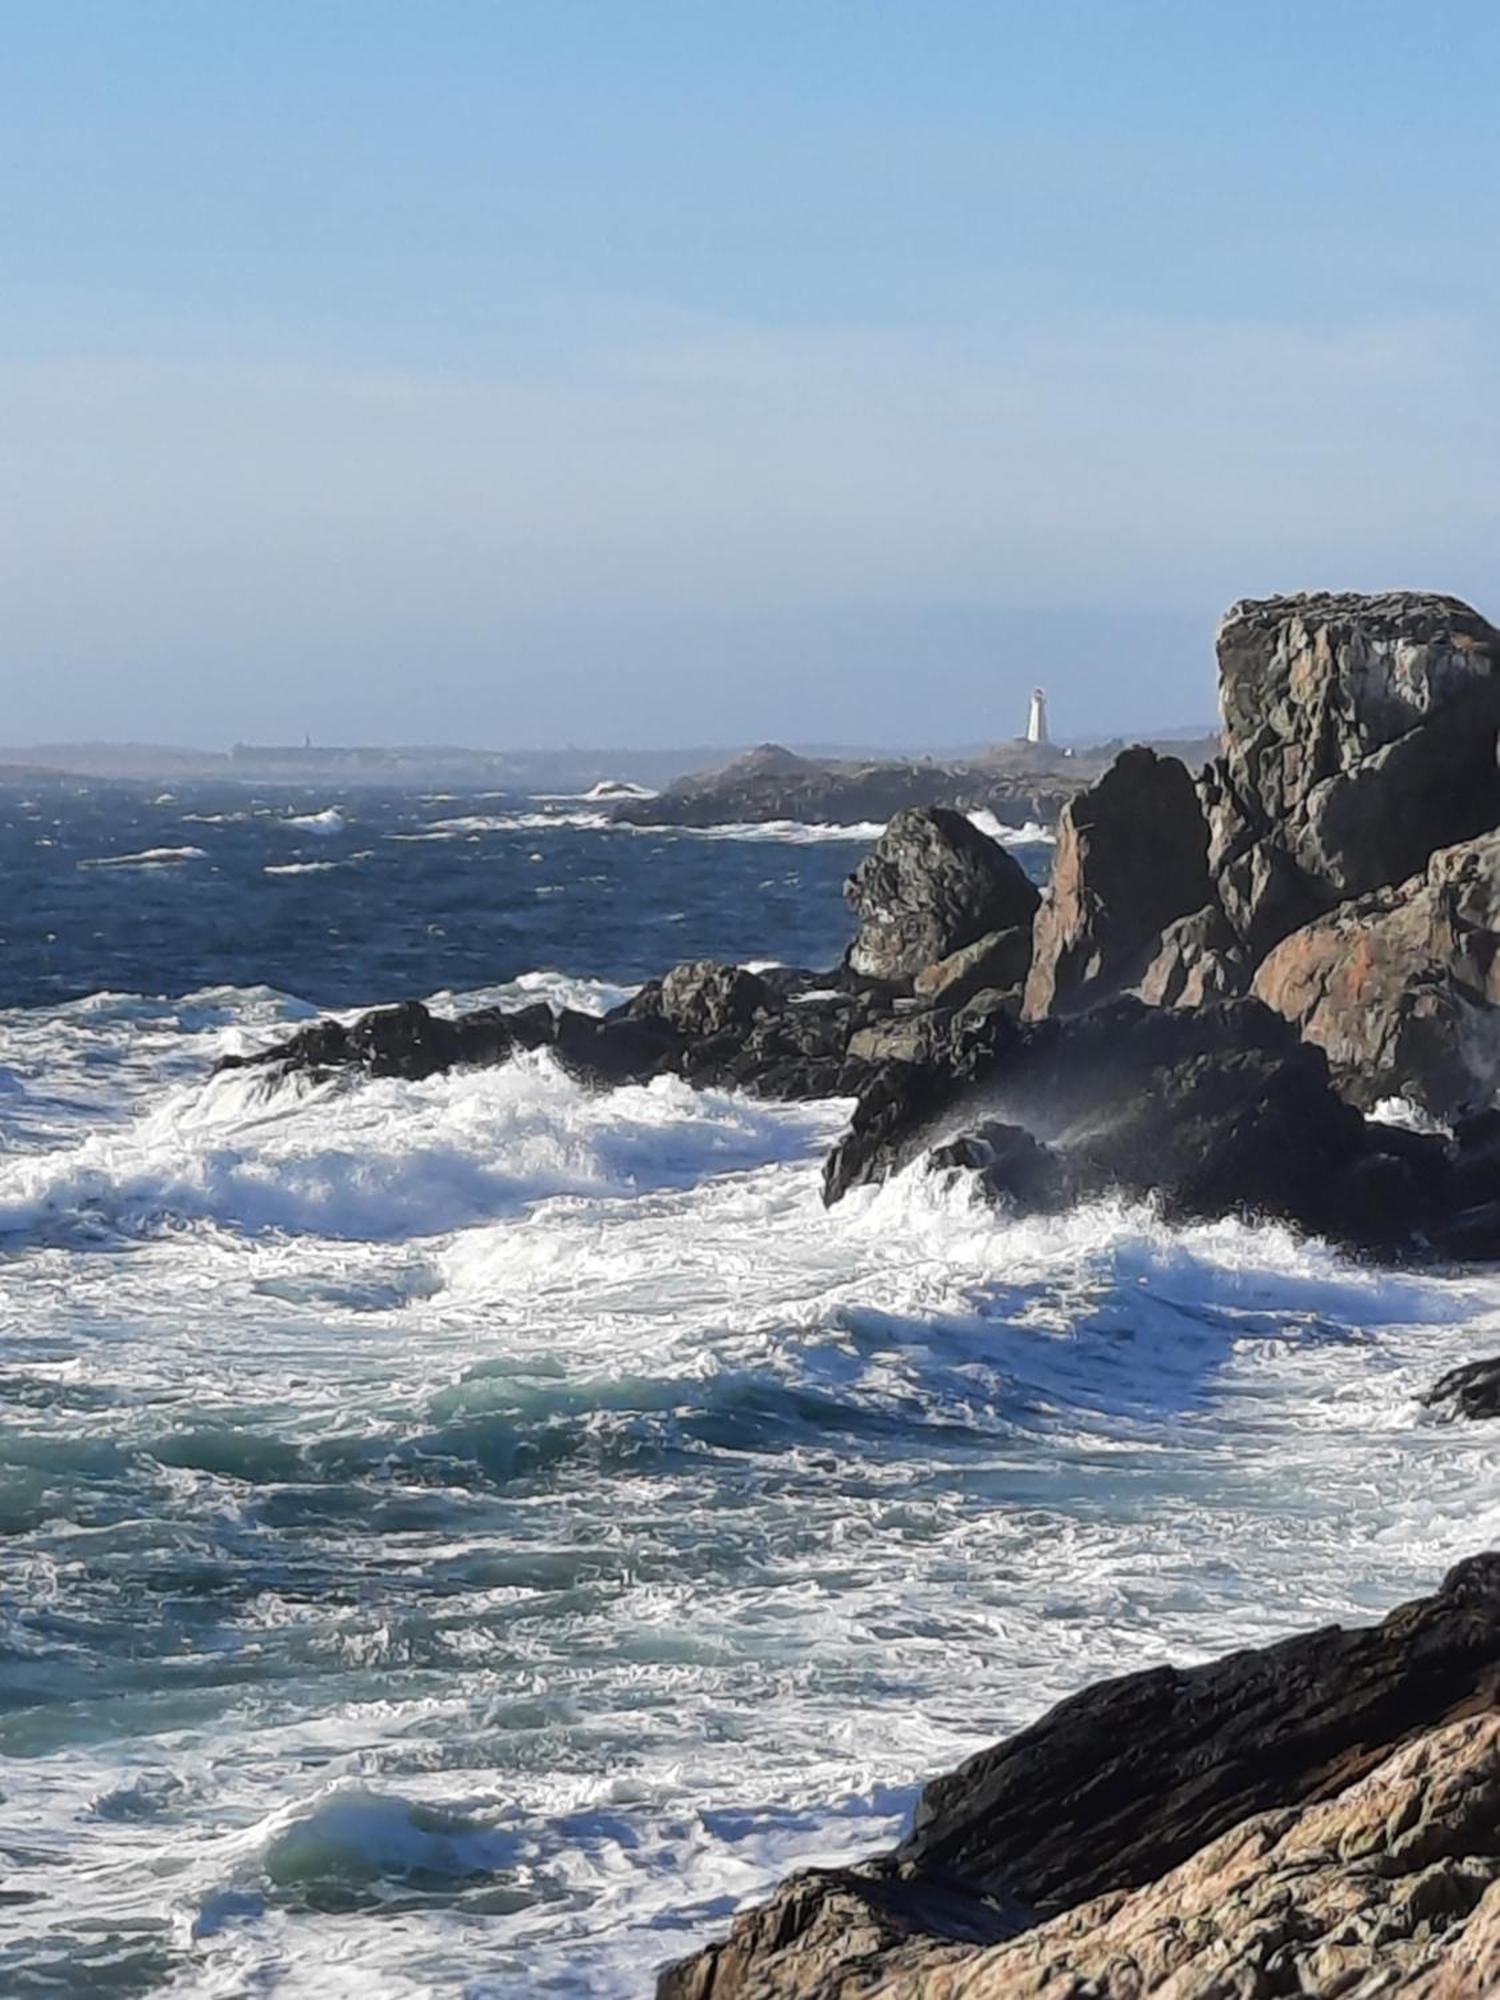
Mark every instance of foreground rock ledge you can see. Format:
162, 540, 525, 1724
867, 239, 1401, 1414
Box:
657, 1554, 1500, 1998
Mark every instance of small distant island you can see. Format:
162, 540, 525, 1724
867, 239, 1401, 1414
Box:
0, 698, 1220, 833
606, 714, 1221, 832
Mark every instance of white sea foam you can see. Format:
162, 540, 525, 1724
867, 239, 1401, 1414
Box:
968, 810, 1057, 845
404, 809, 1055, 847
282, 807, 347, 835
263, 860, 339, 877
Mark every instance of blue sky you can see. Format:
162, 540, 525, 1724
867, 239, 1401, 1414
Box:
3, 1, 1498, 748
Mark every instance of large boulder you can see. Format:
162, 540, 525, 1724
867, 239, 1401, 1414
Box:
657, 1555, 1500, 1999
1022, 747, 1212, 1019
1206, 591, 1500, 959
845, 808, 1039, 989
1252, 829, 1500, 1119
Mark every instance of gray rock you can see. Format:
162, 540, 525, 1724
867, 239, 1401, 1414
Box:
1022, 747, 1212, 1019
1207, 591, 1500, 958
845, 808, 1039, 988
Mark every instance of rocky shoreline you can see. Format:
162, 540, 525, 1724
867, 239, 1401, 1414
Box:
222, 589, 1500, 1992
657, 1556, 1500, 1997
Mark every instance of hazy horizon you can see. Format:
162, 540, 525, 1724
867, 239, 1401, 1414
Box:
5, 2, 1498, 747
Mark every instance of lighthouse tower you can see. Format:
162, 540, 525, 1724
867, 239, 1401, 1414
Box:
1025, 687, 1049, 746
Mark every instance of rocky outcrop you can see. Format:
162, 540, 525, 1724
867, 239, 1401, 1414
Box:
845, 808, 1040, 989
822, 994, 1500, 1257
658, 960, 773, 1040
1205, 592, 1500, 959
216, 997, 558, 1083
220, 967, 878, 1106
657, 1555, 1500, 1999
1021, 747, 1212, 1019
1252, 830, 1500, 1119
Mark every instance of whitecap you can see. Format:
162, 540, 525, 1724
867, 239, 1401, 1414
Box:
76, 846, 207, 869
281, 807, 346, 835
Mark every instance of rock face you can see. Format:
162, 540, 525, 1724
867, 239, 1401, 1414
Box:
1205, 591, 1500, 959
1021, 747, 1212, 1019
895, 1714, 1500, 1999
845, 808, 1040, 988
911, 926, 1032, 1010
1252, 831, 1500, 1119
1129, 902, 1247, 1009
656, 1555, 1500, 1999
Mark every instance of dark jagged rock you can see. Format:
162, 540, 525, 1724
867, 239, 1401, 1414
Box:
900, 1551, 1500, 1909
550, 1007, 684, 1086
217, 999, 461, 1081
845, 808, 1039, 989
1253, 829, 1500, 1121
658, 960, 774, 1039
824, 996, 1022, 1202
1424, 1358, 1500, 1421
1022, 747, 1211, 1019
1205, 591, 1500, 960
823, 994, 1500, 1257
220, 967, 882, 1106
926, 1121, 1069, 1213
218, 998, 564, 1083
656, 1555, 1500, 1998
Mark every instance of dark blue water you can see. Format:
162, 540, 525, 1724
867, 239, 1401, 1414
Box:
0, 782, 874, 1009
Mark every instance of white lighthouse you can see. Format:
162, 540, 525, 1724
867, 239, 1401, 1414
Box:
1025, 686, 1049, 746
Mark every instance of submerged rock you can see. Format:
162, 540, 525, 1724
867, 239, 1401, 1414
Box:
1423, 1357, 1500, 1421
845, 808, 1039, 989
657, 1554, 1500, 1998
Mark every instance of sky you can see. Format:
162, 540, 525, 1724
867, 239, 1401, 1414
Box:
3, 1, 1498, 750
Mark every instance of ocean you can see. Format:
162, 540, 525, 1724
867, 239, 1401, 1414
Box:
4, 782, 1500, 1998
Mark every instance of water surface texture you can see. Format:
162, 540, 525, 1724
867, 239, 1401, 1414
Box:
4, 783, 1500, 1998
